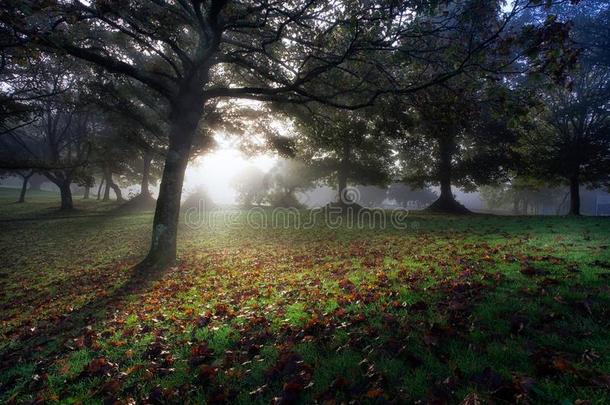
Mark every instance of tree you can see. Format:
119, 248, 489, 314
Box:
397, 76, 527, 213
0, 135, 37, 203
357, 186, 387, 207
27, 174, 47, 191
386, 184, 437, 209
40, 104, 92, 210
265, 159, 316, 208
231, 165, 269, 207
480, 177, 565, 215
182, 186, 216, 212
0, 56, 97, 209
14, 169, 33, 203
515, 5, 610, 215
291, 106, 395, 208
516, 65, 610, 215
391, 0, 575, 213
76, 169, 95, 199
89, 77, 168, 204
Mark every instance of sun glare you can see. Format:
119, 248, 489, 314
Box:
184, 147, 276, 205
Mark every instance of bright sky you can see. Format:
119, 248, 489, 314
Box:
184, 145, 276, 205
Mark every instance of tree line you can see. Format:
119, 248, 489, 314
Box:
0, 0, 608, 269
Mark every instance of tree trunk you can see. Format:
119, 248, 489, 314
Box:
337, 168, 348, 203
103, 167, 124, 202
109, 181, 124, 202
439, 136, 454, 203
17, 172, 33, 203
103, 176, 111, 201
569, 176, 580, 216
427, 136, 469, 214
337, 139, 350, 204
58, 181, 73, 210
556, 191, 569, 215
141, 151, 152, 197
143, 93, 204, 268
83, 186, 90, 199
97, 177, 104, 200
144, 132, 195, 267
439, 176, 453, 204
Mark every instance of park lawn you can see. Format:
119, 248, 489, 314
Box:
0, 187, 122, 220
0, 193, 609, 404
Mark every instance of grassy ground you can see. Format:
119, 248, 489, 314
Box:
0, 188, 609, 404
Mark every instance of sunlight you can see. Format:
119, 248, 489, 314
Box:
184, 146, 276, 205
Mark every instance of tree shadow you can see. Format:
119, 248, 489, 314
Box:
0, 260, 169, 369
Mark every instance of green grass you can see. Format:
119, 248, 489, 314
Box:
0, 187, 121, 220
0, 192, 609, 404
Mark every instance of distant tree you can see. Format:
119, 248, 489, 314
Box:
231, 165, 269, 208
265, 159, 317, 208
397, 78, 525, 213
0, 58, 97, 209
292, 106, 395, 207
516, 65, 610, 215
0, 136, 36, 202
386, 184, 437, 210
89, 78, 168, 202
74, 168, 95, 200
27, 173, 46, 191
515, 5, 610, 215
14, 169, 33, 203
39, 103, 92, 210
182, 187, 216, 212
356, 186, 389, 208
480, 177, 565, 215
392, 1, 577, 214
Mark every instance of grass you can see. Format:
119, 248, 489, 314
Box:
0, 188, 609, 404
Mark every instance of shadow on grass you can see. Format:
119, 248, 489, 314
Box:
0, 259, 169, 370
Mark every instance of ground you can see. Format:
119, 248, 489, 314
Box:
0, 187, 609, 404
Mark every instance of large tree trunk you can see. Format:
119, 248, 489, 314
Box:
569, 176, 580, 216
58, 181, 73, 210
144, 130, 195, 267
143, 92, 204, 268
17, 172, 33, 203
141, 151, 152, 198
427, 136, 469, 214
83, 186, 90, 199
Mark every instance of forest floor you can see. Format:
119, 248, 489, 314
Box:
0, 188, 609, 404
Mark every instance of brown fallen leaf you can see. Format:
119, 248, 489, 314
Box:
461, 392, 482, 405
520, 266, 549, 277
366, 388, 384, 399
